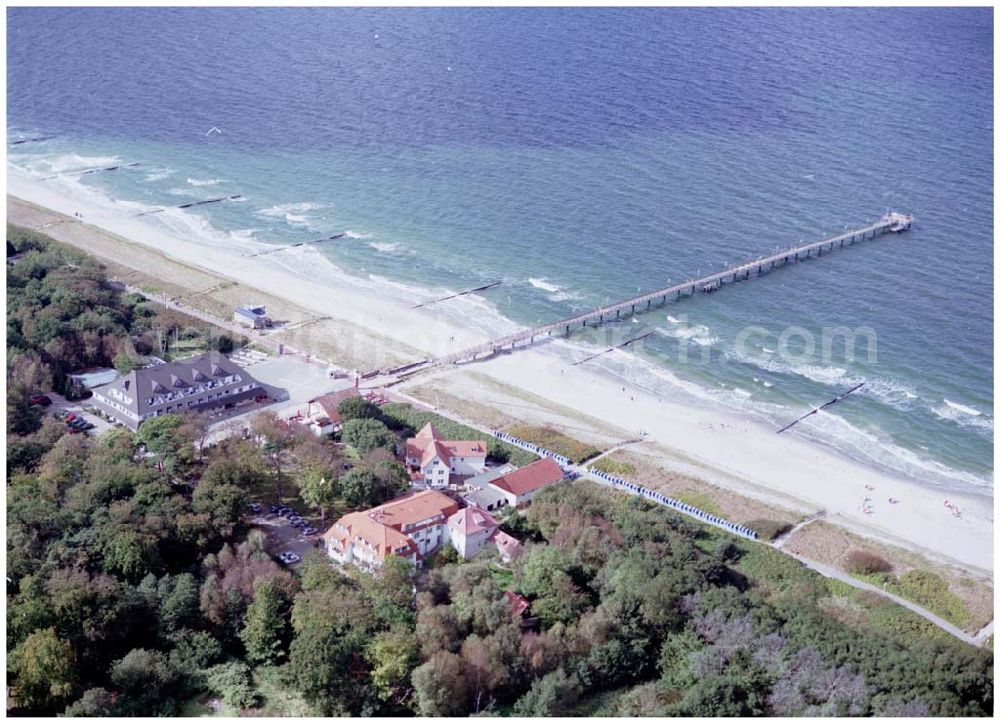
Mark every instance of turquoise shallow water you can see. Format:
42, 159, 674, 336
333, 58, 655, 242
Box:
7, 7, 994, 492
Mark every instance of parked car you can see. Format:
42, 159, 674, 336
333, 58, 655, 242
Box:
65, 413, 77, 421
278, 551, 300, 565
284, 510, 301, 520
29, 394, 51, 407
269, 503, 283, 513
248, 503, 263, 514
275, 506, 291, 516
302, 526, 319, 536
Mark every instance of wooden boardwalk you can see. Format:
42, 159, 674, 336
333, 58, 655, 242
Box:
430, 212, 913, 367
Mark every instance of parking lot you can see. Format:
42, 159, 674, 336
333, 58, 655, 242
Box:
44, 392, 117, 437
249, 355, 355, 411
249, 505, 326, 567
204, 353, 357, 444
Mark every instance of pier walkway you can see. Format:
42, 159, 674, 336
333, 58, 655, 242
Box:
430, 212, 913, 367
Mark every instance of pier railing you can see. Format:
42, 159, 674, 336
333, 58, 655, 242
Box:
431, 212, 913, 366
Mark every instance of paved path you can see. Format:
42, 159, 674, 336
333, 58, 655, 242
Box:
788, 553, 982, 648
115, 281, 284, 353
772, 510, 826, 549
585, 437, 645, 465
385, 390, 988, 650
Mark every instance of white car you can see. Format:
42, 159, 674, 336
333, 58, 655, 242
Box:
278, 551, 300, 565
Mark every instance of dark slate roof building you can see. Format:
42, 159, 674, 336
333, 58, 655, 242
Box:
90, 352, 266, 430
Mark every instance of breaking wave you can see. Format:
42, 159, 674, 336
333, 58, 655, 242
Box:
186, 177, 224, 186
528, 277, 561, 293
369, 241, 403, 253
144, 168, 175, 182
343, 229, 373, 240
932, 400, 993, 433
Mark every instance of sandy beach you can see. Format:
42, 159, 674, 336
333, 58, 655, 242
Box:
6, 169, 994, 577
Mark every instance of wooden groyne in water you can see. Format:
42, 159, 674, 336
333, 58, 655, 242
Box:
425, 213, 914, 368
243, 233, 347, 258
412, 281, 503, 309
40, 162, 141, 181
134, 195, 244, 218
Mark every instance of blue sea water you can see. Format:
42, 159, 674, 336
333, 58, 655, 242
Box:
7, 7, 993, 492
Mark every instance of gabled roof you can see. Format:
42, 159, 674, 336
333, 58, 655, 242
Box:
322, 489, 461, 566
447, 505, 498, 537
414, 422, 442, 440
369, 489, 460, 531
91, 352, 262, 416
489, 457, 565, 497
462, 486, 509, 510
309, 387, 361, 423
491, 530, 524, 560
406, 427, 488, 469
323, 512, 414, 560
504, 590, 530, 618
422, 440, 452, 468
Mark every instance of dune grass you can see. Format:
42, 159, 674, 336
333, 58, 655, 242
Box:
506, 424, 601, 463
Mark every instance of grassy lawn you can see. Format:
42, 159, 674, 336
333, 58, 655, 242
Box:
589, 456, 637, 478
341, 445, 363, 462
733, 539, 968, 648
488, 563, 514, 591
182, 667, 318, 717
506, 424, 601, 464
251, 666, 318, 717
178, 694, 221, 717
853, 568, 969, 629
672, 489, 721, 517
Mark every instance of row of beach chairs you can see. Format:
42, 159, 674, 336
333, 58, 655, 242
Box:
491, 430, 572, 469
588, 468, 759, 540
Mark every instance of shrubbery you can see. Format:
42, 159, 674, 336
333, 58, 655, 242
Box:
340, 418, 395, 456
6, 234, 993, 718
844, 549, 892, 576
205, 661, 259, 711
893, 570, 969, 627
743, 518, 793, 542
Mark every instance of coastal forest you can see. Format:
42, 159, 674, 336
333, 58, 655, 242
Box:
5, 228, 994, 717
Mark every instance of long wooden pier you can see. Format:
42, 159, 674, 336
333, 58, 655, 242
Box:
429, 212, 913, 367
